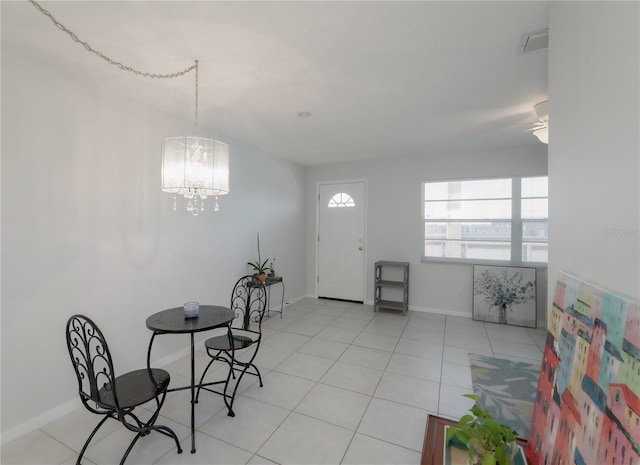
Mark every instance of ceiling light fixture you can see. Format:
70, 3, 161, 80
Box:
29, 0, 229, 216
161, 61, 229, 216
533, 100, 549, 144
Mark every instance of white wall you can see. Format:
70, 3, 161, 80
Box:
1, 44, 307, 439
548, 2, 640, 307
307, 146, 548, 318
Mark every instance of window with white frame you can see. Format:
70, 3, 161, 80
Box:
422, 176, 548, 264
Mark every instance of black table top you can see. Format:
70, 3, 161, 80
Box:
248, 276, 283, 287
146, 305, 234, 334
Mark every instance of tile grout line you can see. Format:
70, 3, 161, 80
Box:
242, 300, 362, 464
221, 303, 331, 465
255, 300, 382, 465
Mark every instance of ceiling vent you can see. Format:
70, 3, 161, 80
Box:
517, 28, 549, 54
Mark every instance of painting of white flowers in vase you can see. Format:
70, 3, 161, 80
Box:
473, 265, 537, 328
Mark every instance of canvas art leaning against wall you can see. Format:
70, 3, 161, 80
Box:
528, 271, 640, 465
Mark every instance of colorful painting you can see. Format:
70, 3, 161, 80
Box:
527, 272, 640, 465
473, 265, 537, 328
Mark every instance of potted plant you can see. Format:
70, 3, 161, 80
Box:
445, 394, 519, 465
247, 233, 269, 283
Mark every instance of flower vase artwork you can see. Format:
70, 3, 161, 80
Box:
472, 266, 537, 328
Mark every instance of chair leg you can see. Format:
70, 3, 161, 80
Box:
243, 343, 263, 388
224, 345, 262, 415
251, 363, 264, 387
226, 362, 249, 415
117, 391, 182, 461
119, 432, 143, 465
125, 424, 182, 458
221, 353, 237, 417
123, 411, 145, 431
77, 413, 115, 465
150, 424, 183, 454
195, 356, 217, 403
120, 393, 164, 435
215, 348, 235, 379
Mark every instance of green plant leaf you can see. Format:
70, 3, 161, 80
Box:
494, 447, 508, 465
445, 427, 457, 443
459, 414, 474, 426
456, 430, 471, 444
451, 393, 517, 465
470, 404, 484, 417
482, 453, 497, 465
248, 258, 270, 273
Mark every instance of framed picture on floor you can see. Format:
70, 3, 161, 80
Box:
473, 265, 537, 328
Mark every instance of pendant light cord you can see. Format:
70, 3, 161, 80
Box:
30, 0, 228, 214
29, 0, 196, 79
194, 61, 200, 137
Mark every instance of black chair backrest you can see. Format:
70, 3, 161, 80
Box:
66, 314, 119, 410
230, 275, 267, 331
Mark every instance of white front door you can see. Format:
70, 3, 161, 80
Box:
317, 182, 366, 302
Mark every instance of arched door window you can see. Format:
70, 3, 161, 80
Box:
328, 193, 355, 208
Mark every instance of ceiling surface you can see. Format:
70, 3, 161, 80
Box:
2, 1, 549, 166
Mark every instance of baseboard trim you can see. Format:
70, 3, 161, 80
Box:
408, 305, 472, 318
152, 345, 192, 369
1, 397, 81, 445
1, 343, 198, 446
285, 295, 308, 306
363, 299, 472, 319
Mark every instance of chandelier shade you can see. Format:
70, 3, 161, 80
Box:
162, 136, 229, 215
161, 60, 230, 215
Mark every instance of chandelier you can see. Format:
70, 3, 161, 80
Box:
29, 0, 229, 216
161, 61, 229, 216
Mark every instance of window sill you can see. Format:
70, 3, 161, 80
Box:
421, 256, 548, 269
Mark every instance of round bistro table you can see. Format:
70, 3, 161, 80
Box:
146, 305, 234, 453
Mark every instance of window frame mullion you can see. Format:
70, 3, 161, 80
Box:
512, 176, 523, 265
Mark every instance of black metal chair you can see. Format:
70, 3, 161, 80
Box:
195, 275, 267, 417
66, 315, 182, 464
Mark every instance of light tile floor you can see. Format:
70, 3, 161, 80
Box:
2, 298, 546, 465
